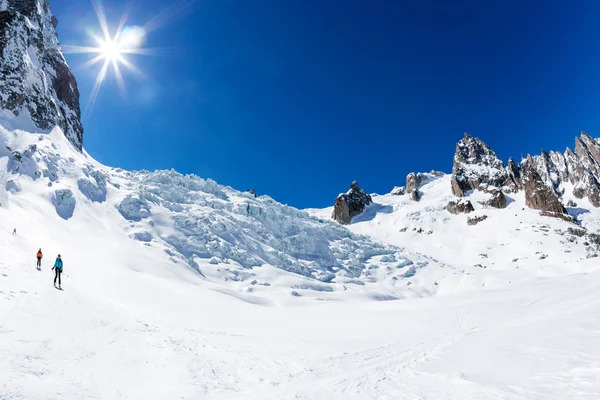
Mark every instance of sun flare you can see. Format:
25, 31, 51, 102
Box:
62, 0, 153, 116
62, 0, 196, 117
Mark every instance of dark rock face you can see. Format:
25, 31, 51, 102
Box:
332, 181, 372, 225
0, 0, 83, 149
451, 134, 515, 197
446, 199, 474, 215
521, 133, 600, 209
521, 156, 567, 214
506, 157, 522, 191
406, 173, 425, 201
575, 133, 600, 179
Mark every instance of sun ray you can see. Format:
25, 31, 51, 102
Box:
143, 0, 197, 34
84, 58, 111, 119
114, 2, 133, 42
80, 54, 106, 70
117, 55, 146, 79
119, 47, 160, 56
91, 0, 111, 42
62, 45, 103, 54
112, 58, 128, 97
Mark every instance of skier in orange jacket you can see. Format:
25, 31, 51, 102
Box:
36, 249, 43, 270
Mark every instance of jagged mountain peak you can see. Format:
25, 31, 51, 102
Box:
0, 0, 83, 149
454, 133, 504, 168
451, 134, 514, 199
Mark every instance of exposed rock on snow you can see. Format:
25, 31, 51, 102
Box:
575, 133, 600, 179
449, 132, 600, 212
406, 171, 443, 201
467, 214, 488, 226
482, 187, 507, 209
564, 142, 600, 208
0, 0, 83, 149
446, 198, 474, 215
532, 150, 561, 192
451, 133, 514, 197
332, 181, 372, 224
390, 186, 405, 196
507, 157, 522, 191
539, 211, 577, 224
521, 156, 567, 214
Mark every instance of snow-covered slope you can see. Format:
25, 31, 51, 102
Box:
0, 126, 452, 303
321, 174, 600, 273
3, 123, 600, 398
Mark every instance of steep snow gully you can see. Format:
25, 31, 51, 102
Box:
3, 0, 600, 398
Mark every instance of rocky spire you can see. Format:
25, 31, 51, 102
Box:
549, 151, 570, 183
332, 182, 372, 225
0, 0, 83, 149
574, 133, 600, 180
531, 150, 561, 191
507, 157, 522, 190
450, 134, 514, 206
521, 156, 567, 214
564, 147, 600, 207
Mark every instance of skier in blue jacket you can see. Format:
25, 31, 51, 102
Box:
52, 254, 63, 289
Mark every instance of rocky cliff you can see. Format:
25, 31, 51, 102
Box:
332, 182, 372, 225
0, 0, 83, 149
450, 134, 515, 198
450, 132, 600, 215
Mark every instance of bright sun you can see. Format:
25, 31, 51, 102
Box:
62, 0, 153, 115
63, 0, 196, 116
99, 39, 123, 62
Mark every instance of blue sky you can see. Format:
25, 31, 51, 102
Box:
51, 0, 600, 208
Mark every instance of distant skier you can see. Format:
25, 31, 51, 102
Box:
36, 249, 43, 270
52, 254, 63, 289
12, 228, 16, 236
